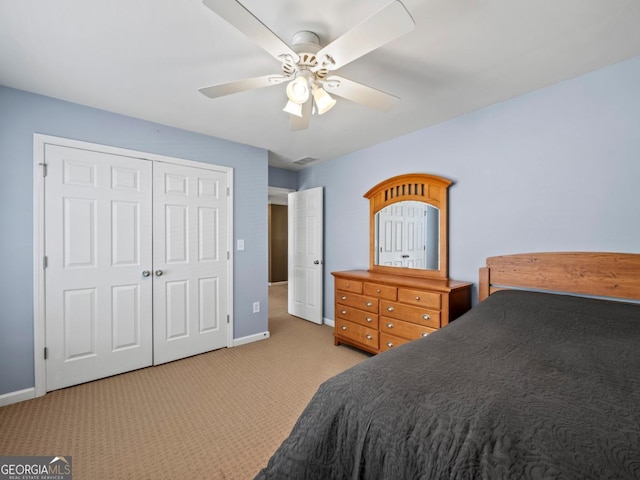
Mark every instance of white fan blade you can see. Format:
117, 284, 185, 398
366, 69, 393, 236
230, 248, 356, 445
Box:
316, 0, 414, 71
322, 76, 399, 111
203, 0, 299, 63
199, 74, 288, 99
290, 100, 312, 131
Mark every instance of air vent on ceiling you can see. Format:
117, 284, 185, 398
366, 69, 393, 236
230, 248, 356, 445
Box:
293, 156, 318, 166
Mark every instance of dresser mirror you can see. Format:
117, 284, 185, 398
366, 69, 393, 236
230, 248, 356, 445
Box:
364, 173, 451, 279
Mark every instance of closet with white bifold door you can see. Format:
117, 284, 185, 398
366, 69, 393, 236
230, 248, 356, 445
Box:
36, 136, 232, 392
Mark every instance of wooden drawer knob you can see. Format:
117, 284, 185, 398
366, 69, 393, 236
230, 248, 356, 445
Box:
341, 325, 347, 331
365, 334, 373, 340
421, 332, 429, 337
341, 295, 347, 300
341, 310, 347, 315
422, 313, 431, 320
386, 306, 394, 312
415, 296, 420, 301
365, 302, 373, 307
386, 322, 394, 328
387, 342, 394, 348
376, 289, 381, 293
366, 317, 372, 323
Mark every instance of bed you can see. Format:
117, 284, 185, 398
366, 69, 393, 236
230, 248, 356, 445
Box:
255, 252, 640, 480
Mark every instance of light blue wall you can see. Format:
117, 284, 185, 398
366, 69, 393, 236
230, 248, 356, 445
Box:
0, 86, 269, 395
299, 55, 640, 321
268, 166, 298, 190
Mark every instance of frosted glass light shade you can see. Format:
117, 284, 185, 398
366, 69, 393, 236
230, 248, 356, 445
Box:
286, 77, 310, 104
312, 85, 336, 115
283, 100, 303, 117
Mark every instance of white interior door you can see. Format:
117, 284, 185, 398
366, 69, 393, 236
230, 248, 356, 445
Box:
288, 187, 323, 324
152, 162, 229, 365
44, 145, 153, 391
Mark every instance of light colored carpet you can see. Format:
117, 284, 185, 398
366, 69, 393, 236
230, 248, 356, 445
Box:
0, 284, 370, 479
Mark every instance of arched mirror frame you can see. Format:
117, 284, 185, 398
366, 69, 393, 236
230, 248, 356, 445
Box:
364, 173, 451, 279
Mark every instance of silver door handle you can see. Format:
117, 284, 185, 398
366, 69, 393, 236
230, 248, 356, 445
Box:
313, 260, 320, 264
142, 270, 151, 278
155, 270, 164, 277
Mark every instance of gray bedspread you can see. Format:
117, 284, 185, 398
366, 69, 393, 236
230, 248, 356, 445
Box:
255, 290, 640, 479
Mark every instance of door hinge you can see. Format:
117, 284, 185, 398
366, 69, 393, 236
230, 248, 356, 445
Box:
227, 314, 230, 324
43, 256, 48, 269
44, 347, 48, 360
39, 163, 48, 177
227, 251, 230, 260
227, 187, 230, 197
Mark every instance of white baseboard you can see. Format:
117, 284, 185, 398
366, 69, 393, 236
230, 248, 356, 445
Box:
233, 331, 270, 347
0, 387, 36, 407
323, 317, 334, 327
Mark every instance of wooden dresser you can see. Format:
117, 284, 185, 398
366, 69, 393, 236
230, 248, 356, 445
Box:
332, 270, 472, 354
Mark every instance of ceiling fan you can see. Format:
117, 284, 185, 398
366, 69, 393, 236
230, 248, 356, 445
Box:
199, 0, 415, 130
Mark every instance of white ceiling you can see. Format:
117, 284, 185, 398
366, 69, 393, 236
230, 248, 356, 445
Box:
1, 0, 640, 170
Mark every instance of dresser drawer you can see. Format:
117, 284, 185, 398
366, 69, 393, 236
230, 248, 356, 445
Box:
379, 333, 411, 352
336, 305, 379, 328
380, 317, 437, 340
335, 318, 379, 349
363, 282, 397, 301
336, 292, 378, 313
335, 278, 363, 294
398, 288, 441, 309
380, 301, 440, 328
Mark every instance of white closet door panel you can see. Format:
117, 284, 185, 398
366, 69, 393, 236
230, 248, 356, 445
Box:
153, 162, 229, 365
165, 204, 188, 263
111, 284, 141, 350
45, 145, 153, 391
112, 201, 140, 266
198, 207, 219, 261
199, 277, 219, 332
166, 280, 189, 339
63, 288, 97, 360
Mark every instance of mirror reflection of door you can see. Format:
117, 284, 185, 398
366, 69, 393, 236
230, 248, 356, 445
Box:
375, 201, 439, 270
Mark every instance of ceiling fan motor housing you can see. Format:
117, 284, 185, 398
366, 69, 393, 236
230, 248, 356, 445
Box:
282, 31, 328, 81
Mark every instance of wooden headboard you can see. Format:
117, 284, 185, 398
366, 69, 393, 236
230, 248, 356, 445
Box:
479, 252, 640, 302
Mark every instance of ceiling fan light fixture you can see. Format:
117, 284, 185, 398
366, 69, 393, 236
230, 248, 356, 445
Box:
312, 85, 337, 115
283, 100, 303, 117
286, 76, 310, 104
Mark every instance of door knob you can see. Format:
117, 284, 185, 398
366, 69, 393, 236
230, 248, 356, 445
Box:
313, 260, 320, 265
155, 270, 164, 277
142, 270, 151, 278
